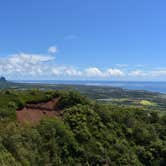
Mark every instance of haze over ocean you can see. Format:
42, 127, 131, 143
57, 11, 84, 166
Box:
14, 80, 166, 93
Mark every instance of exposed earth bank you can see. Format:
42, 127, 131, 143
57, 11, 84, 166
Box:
16, 98, 62, 123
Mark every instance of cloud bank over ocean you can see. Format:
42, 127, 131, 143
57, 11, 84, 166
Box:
0, 47, 166, 80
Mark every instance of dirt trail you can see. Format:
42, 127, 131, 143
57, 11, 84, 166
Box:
16, 98, 62, 123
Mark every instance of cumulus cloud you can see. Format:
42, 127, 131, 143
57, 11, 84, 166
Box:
64, 68, 82, 77
129, 70, 146, 77
52, 68, 61, 76
52, 67, 82, 77
84, 67, 104, 77
83, 67, 125, 77
9, 53, 55, 64
106, 68, 125, 76
0, 49, 165, 80
0, 52, 55, 77
48, 46, 58, 54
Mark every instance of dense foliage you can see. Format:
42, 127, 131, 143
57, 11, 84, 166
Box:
0, 90, 165, 165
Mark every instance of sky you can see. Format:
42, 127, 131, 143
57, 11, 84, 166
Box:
0, 0, 166, 80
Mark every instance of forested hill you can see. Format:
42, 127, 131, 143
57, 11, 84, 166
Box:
0, 90, 165, 165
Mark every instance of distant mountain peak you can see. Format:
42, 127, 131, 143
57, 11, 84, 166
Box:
0, 77, 7, 82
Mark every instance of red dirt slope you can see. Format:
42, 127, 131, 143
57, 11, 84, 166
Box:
16, 98, 62, 123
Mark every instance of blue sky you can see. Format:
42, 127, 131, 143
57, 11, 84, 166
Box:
0, 0, 165, 80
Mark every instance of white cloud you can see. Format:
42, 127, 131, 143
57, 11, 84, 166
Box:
9, 53, 55, 64
83, 67, 125, 77
150, 70, 166, 77
52, 67, 82, 77
0, 53, 55, 77
84, 67, 104, 77
48, 46, 58, 54
52, 68, 61, 76
1, 49, 166, 80
129, 70, 146, 77
106, 68, 125, 76
64, 68, 82, 76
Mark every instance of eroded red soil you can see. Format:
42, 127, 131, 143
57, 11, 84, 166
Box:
16, 98, 62, 123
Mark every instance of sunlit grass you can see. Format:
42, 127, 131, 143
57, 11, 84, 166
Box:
140, 100, 156, 106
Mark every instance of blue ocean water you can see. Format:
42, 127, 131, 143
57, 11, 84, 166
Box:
14, 80, 166, 94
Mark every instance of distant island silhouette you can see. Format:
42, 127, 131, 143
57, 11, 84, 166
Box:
0, 77, 7, 83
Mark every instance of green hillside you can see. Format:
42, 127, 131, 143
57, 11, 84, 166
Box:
0, 90, 165, 165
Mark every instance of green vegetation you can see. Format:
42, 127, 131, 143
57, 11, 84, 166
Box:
0, 89, 165, 165
140, 100, 156, 106
0, 90, 57, 121
1, 79, 166, 111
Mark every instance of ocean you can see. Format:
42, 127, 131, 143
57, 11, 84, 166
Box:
14, 80, 166, 94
